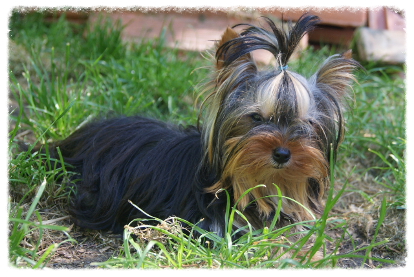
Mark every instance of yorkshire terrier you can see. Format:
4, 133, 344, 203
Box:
50, 14, 361, 236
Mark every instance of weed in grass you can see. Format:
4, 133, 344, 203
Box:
84, 14, 125, 61
9, 130, 76, 268
8, 138, 76, 268
8, 178, 76, 268
9, 44, 80, 141
368, 137, 405, 209
8, 70, 77, 268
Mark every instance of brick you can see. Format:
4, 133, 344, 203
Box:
368, 7, 386, 30
260, 8, 367, 27
385, 8, 405, 31
368, 7, 405, 31
89, 11, 253, 52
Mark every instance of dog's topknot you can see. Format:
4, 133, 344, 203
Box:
216, 14, 320, 69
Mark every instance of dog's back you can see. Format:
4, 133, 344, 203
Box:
54, 116, 203, 233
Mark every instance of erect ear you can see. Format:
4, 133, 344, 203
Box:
215, 27, 253, 71
314, 49, 362, 97
341, 49, 353, 59
216, 27, 239, 50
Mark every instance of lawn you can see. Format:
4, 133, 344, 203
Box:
8, 10, 406, 268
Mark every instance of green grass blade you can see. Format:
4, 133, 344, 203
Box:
24, 178, 47, 221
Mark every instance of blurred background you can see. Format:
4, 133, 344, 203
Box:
45, 7, 406, 65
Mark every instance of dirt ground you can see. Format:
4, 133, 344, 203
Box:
46, 228, 123, 269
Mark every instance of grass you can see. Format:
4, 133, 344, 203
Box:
8, 10, 405, 268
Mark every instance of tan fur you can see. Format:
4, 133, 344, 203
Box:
205, 132, 328, 222
202, 28, 256, 164
342, 49, 353, 59
316, 51, 359, 97
257, 73, 284, 117
215, 27, 239, 70
215, 27, 252, 71
286, 72, 311, 118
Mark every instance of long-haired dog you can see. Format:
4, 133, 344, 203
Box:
50, 14, 361, 236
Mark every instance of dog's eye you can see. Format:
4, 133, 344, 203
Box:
251, 113, 264, 123
308, 119, 320, 130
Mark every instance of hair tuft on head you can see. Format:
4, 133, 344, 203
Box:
217, 14, 320, 69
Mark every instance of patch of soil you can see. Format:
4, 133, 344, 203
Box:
328, 227, 405, 268
47, 229, 123, 269
43, 216, 124, 269
48, 241, 115, 268
9, 201, 124, 269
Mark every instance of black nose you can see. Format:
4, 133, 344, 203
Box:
273, 147, 291, 164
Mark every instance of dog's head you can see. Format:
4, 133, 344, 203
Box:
199, 15, 361, 222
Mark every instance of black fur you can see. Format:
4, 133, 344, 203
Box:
217, 14, 320, 67
53, 117, 216, 233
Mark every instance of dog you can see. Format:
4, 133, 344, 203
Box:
50, 14, 361, 237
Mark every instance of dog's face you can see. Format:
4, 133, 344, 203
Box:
200, 16, 360, 222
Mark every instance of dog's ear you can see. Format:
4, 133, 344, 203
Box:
341, 49, 353, 59
310, 50, 363, 161
215, 27, 254, 71
313, 49, 361, 98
